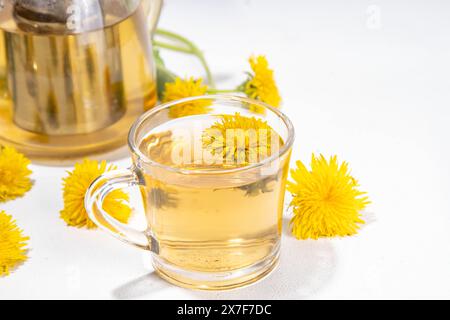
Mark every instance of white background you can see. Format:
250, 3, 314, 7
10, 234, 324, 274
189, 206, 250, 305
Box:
1, 0, 450, 299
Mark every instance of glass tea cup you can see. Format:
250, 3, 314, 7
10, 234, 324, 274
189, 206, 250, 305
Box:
85, 95, 295, 290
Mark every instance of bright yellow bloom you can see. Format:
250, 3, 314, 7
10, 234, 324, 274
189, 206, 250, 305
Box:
60, 159, 132, 229
0, 145, 32, 202
0, 211, 29, 276
243, 55, 281, 111
288, 154, 370, 240
203, 113, 280, 166
162, 77, 212, 118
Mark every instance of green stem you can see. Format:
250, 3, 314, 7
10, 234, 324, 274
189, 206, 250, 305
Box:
155, 29, 197, 48
158, 63, 177, 80
153, 41, 193, 54
197, 53, 214, 87
207, 88, 238, 94
154, 29, 216, 88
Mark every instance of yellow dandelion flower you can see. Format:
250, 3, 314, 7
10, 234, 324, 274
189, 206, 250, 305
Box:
0, 145, 33, 202
0, 211, 29, 276
288, 154, 370, 240
162, 77, 212, 118
203, 113, 281, 166
243, 55, 281, 112
60, 159, 132, 229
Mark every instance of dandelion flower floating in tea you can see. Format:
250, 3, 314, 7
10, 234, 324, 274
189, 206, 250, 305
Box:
162, 77, 212, 118
288, 154, 370, 240
60, 159, 132, 229
203, 113, 283, 195
0, 145, 33, 202
0, 211, 29, 277
242, 55, 281, 111
203, 113, 278, 166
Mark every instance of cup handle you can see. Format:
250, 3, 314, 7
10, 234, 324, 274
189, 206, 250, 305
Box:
84, 167, 159, 254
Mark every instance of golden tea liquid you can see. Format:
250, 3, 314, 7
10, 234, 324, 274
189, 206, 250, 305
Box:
138, 116, 291, 273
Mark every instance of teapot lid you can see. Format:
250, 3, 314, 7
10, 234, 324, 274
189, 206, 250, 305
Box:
14, 0, 104, 34
15, 1, 79, 22
0, 0, 142, 34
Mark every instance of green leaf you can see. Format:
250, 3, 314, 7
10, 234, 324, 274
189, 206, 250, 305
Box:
153, 48, 177, 100
153, 47, 166, 67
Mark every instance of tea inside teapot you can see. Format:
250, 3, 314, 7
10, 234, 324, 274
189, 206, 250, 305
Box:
0, 0, 157, 136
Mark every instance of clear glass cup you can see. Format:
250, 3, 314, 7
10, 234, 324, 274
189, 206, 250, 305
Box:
85, 95, 295, 290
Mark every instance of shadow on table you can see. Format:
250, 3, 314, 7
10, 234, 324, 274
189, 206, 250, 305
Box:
112, 272, 170, 300
192, 218, 337, 300
112, 218, 337, 299
32, 145, 130, 167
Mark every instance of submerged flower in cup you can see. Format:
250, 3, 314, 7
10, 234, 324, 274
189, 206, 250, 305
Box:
60, 159, 132, 229
0, 145, 33, 202
0, 211, 29, 276
243, 55, 281, 111
288, 154, 370, 240
162, 77, 212, 118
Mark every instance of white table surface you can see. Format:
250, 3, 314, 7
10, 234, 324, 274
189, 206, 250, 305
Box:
1, 0, 450, 300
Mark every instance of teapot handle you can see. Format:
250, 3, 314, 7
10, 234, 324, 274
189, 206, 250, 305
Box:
147, 0, 163, 34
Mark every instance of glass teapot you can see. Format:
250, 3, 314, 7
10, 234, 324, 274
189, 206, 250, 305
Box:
0, 0, 162, 160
